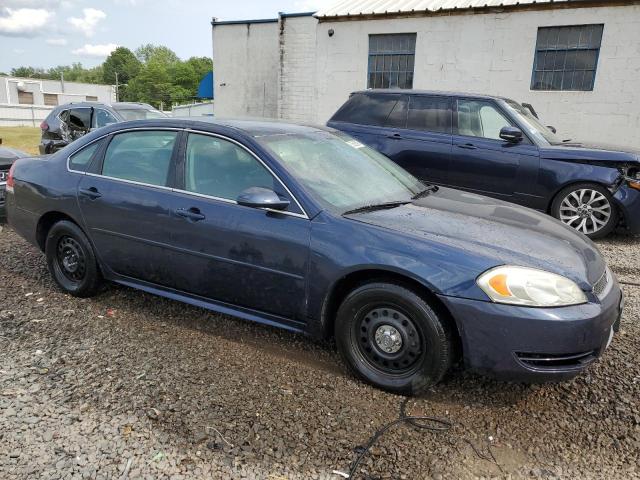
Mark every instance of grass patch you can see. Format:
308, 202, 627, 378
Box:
0, 127, 41, 155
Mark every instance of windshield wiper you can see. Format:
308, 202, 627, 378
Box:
342, 200, 411, 216
412, 184, 439, 200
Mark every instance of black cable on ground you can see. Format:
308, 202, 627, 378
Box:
345, 398, 452, 479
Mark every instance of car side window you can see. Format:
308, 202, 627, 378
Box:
456, 100, 512, 140
68, 140, 102, 172
101, 131, 177, 186
184, 134, 277, 202
92, 109, 118, 129
330, 93, 400, 127
68, 108, 92, 132
407, 96, 452, 133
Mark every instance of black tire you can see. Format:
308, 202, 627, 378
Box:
45, 220, 102, 297
551, 183, 618, 239
335, 282, 453, 395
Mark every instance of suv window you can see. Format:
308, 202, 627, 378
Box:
184, 133, 276, 202
456, 100, 513, 140
407, 96, 452, 133
101, 131, 177, 186
69, 140, 102, 172
64, 108, 92, 131
92, 109, 118, 129
330, 94, 401, 127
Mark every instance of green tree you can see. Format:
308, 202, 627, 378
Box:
135, 44, 179, 66
102, 47, 141, 85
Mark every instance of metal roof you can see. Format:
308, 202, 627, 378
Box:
315, 0, 595, 18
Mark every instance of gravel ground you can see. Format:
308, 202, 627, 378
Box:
0, 225, 638, 480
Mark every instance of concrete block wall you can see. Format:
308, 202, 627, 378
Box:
277, 15, 318, 122
212, 21, 279, 118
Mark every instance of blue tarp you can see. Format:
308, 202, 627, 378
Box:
197, 71, 214, 99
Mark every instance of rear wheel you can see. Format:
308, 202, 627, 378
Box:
45, 220, 102, 297
335, 282, 453, 395
551, 183, 618, 239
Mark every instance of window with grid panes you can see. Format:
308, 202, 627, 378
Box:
368, 34, 416, 89
531, 24, 604, 91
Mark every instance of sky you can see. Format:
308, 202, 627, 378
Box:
0, 0, 337, 73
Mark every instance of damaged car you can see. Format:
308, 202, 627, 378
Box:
0, 139, 28, 221
328, 90, 640, 238
6, 119, 624, 394
39, 101, 166, 154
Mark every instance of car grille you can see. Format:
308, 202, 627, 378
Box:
515, 351, 597, 369
592, 269, 610, 298
0, 169, 7, 183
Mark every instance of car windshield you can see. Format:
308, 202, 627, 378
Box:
257, 130, 425, 214
503, 100, 564, 145
113, 107, 167, 121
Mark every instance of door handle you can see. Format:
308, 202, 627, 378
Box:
79, 187, 102, 199
175, 207, 205, 221
457, 143, 478, 150
386, 133, 403, 140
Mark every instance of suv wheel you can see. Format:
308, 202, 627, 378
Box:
551, 183, 618, 239
335, 282, 453, 395
45, 220, 102, 297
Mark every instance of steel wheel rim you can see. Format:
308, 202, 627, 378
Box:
56, 236, 86, 282
353, 306, 423, 375
559, 188, 611, 235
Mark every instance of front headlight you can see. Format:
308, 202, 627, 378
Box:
477, 266, 587, 307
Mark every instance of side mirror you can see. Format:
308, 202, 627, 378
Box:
237, 187, 290, 211
499, 126, 523, 143
547, 125, 557, 134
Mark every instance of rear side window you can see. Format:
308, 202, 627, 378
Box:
101, 131, 177, 186
407, 96, 452, 134
67, 108, 92, 131
330, 94, 400, 127
92, 109, 118, 128
69, 140, 102, 172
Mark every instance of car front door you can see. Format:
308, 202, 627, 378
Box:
166, 131, 310, 324
450, 98, 540, 201
76, 129, 181, 286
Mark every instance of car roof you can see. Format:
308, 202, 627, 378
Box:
54, 101, 155, 110
170, 117, 333, 137
352, 89, 511, 101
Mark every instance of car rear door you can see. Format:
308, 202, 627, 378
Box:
387, 95, 452, 184
164, 131, 310, 325
450, 98, 540, 200
327, 93, 407, 155
76, 128, 182, 286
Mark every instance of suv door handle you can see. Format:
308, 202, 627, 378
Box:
79, 187, 102, 199
386, 133, 403, 140
175, 207, 205, 222
457, 143, 478, 150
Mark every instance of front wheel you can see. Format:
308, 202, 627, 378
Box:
551, 183, 618, 239
335, 282, 453, 395
45, 220, 102, 297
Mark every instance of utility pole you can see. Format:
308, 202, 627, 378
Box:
115, 72, 119, 102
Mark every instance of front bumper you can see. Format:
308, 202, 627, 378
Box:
614, 184, 640, 234
439, 282, 623, 382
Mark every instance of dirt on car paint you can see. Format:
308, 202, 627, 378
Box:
0, 225, 638, 479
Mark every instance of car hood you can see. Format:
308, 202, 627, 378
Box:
540, 141, 640, 164
345, 188, 606, 288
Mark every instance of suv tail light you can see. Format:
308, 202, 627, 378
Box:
6, 162, 16, 192
40, 121, 49, 131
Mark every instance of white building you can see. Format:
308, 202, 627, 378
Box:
211, 0, 640, 146
0, 76, 115, 127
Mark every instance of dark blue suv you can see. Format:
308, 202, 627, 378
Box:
328, 90, 640, 238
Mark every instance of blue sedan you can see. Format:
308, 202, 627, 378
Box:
6, 119, 623, 394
